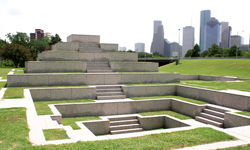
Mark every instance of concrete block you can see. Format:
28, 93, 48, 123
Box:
135, 99, 171, 113
100, 43, 118, 51
50, 88, 72, 100
199, 89, 216, 104
161, 85, 177, 96
79, 53, 95, 61
104, 74, 121, 85
7, 75, 28, 87
98, 102, 118, 116
25, 62, 46, 73
180, 75, 199, 80
109, 53, 138, 62
143, 74, 153, 83
71, 87, 96, 100
67, 34, 100, 43
126, 86, 146, 97
121, 74, 141, 84
224, 112, 250, 128
83, 120, 109, 135
199, 75, 213, 81
145, 63, 158, 72
94, 53, 109, 62
117, 101, 136, 114
144, 86, 163, 96
138, 116, 165, 130
86, 74, 105, 85
165, 116, 190, 128
55, 104, 76, 117
220, 93, 249, 111
30, 88, 51, 101
76, 103, 99, 116
67, 74, 86, 85
28, 75, 49, 86
52, 42, 79, 51
48, 74, 68, 86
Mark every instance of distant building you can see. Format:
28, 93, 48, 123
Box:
119, 46, 127, 51
151, 20, 165, 55
170, 42, 182, 57
240, 44, 249, 51
200, 10, 211, 52
231, 35, 243, 47
182, 26, 195, 57
164, 39, 171, 57
135, 43, 145, 52
204, 17, 221, 51
220, 22, 232, 49
30, 29, 44, 40
45, 32, 52, 39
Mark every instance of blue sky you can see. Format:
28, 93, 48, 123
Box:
0, 0, 249, 52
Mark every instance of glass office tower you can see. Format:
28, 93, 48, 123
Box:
200, 10, 211, 52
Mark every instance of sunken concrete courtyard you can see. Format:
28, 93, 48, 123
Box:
1, 34, 250, 149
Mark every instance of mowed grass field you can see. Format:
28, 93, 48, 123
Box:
159, 59, 250, 78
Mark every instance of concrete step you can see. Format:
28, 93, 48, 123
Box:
203, 109, 224, 118
97, 92, 124, 96
200, 112, 224, 123
87, 67, 111, 70
97, 95, 126, 100
96, 86, 122, 89
87, 70, 113, 73
110, 128, 143, 135
110, 124, 141, 131
110, 119, 139, 126
195, 116, 223, 128
108, 116, 137, 121
207, 106, 228, 113
97, 88, 122, 92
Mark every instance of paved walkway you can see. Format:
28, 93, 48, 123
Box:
1, 87, 250, 149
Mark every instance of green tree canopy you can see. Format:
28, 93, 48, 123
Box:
200, 50, 208, 57
0, 39, 7, 49
29, 36, 51, 60
138, 52, 153, 58
190, 44, 200, 57
152, 52, 165, 57
184, 49, 193, 57
6, 32, 30, 47
207, 43, 222, 57
50, 34, 62, 45
0, 43, 32, 68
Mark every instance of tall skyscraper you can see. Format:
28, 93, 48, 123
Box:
151, 20, 165, 55
220, 22, 232, 49
135, 43, 145, 52
164, 39, 171, 56
200, 10, 211, 52
182, 26, 195, 57
204, 17, 221, 51
231, 35, 243, 47
30, 29, 44, 40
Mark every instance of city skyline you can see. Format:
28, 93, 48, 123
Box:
0, 0, 249, 53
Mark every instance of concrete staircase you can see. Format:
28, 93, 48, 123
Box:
96, 85, 126, 100
87, 62, 113, 73
79, 42, 103, 53
195, 106, 227, 128
108, 116, 143, 134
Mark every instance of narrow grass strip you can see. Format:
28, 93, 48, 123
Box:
34, 99, 95, 115
130, 95, 209, 105
139, 110, 192, 120
43, 128, 69, 141
62, 116, 101, 130
236, 111, 250, 117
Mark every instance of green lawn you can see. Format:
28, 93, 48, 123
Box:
0, 67, 19, 79
139, 110, 192, 120
0, 107, 237, 149
159, 59, 250, 78
43, 128, 69, 141
0, 81, 6, 90
236, 111, 250, 117
130, 95, 209, 105
34, 99, 95, 115
62, 116, 101, 130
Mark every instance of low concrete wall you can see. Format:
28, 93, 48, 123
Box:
82, 120, 109, 135
180, 75, 199, 80
7, 73, 180, 87
171, 99, 206, 118
181, 75, 237, 81
67, 34, 100, 43
100, 43, 118, 51
40, 51, 138, 62
110, 62, 158, 72
30, 87, 96, 101
224, 112, 250, 128
122, 85, 176, 98
165, 115, 190, 128
176, 85, 250, 111
138, 116, 165, 130
52, 42, 79, 51
25, 61, 86, 73
37, 53, 42, 61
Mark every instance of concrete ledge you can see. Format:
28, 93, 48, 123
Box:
100, 43, 118, 51
52, 42, 79, 51
180, 75, 199, 80
67, 34, 100, 43
82, 119, 109, 135
224, 112, 250, 128
25, 61, 86, 73
181, 75, 241, 81
165, 115, 190, 128
138, 116, 165, 130
110, 62, 158, 72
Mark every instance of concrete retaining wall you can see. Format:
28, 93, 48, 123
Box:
25, 61, 86, 73
180, 75, 237, 81
52, 42, 79, 51
100, 43, 118, 51
176, 85, 250, 111
67, 34, 100, 43
110, 62, 158, 72
7, 73, 180, 87
30, 87, 96, 101
40, 51, 138, 62
82, 120, 110, 135
165, 115, 190, 128
224, 112, 250, 128
180, 75, 199, 80
138, 116, 165, 130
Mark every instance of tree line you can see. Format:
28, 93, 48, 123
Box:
0, 32, 62, 67
185, 43, 250, 58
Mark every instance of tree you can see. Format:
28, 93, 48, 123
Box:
29, 36, 51, 60
127, 50, 135, 53
152, 52, 165, 57
200, 50, 208, 57
0, 39, 7, 49
207, 43, 222, 57
184, 49, 193, 57
6, 32, 30, 47
190, 44, 200, 57
227, 45, 243, 57
244, 51, 250, 58
0, 44, 32, 68
50, 34, 62, 45
138, 52, 152, 58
